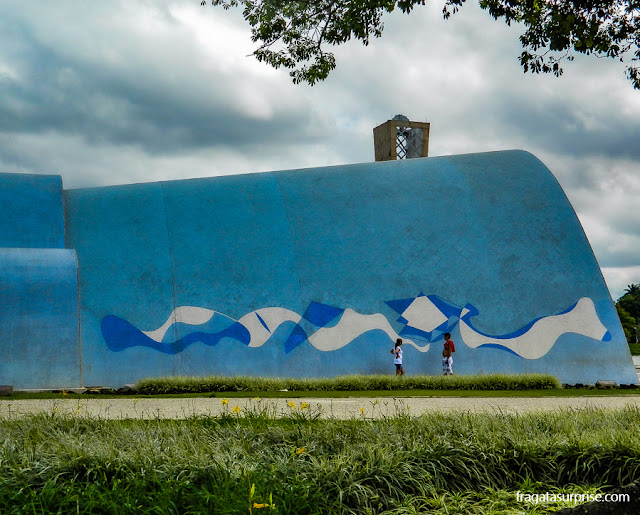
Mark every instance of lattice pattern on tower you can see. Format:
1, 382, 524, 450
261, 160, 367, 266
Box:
373, 116, 430, 162
396, 126, 425, 159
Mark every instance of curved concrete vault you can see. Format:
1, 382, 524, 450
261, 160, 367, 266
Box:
0, 150, 635, 388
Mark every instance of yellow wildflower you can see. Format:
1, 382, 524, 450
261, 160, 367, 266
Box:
359, 408, 365, 416
253, 503, 275, 509
288, 401, 296, 409
300, 402, 308, 410
232, 405, 241, 414
295, 447, 306, 455
221, 399, 229, 405
62, 390, 68, 396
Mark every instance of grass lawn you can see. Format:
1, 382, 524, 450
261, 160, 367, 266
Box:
3, 372, 637, 401
0, 408, 638, 513
3, 387, 640, 400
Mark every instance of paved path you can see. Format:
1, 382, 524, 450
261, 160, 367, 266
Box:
2, 396, 640, 420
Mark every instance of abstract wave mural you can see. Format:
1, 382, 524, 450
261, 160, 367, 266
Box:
101, 294, 610, 360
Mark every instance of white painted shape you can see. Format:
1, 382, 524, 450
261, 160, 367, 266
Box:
402, 340, 431, 352
307, 308, 429, 352
460, 297, 607, 359
238, 307, 302, 347
142, 306, 221, 342
141, 304, 432, 353
400, 296, 448, 332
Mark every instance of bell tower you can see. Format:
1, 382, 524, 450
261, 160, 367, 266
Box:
373, 115, 430, 161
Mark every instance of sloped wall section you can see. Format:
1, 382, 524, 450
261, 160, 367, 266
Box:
0, 174, 80, 389
0, 248, 80, 388
56, 150, 635, 387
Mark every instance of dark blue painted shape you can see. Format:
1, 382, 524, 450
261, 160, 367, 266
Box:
101, 316, 250, 354
284, 325, 309, 353
399, 318, 460, 343
462, 304, 479, 318
399, 326, 432, 342
386, 294, 463, 327
459, 299, 610, 355
428, 295, 464, 319
216, 322, 251, 346
556, 300, 581, 316
302, 301, 344, 327
387, 294, 463, 342
282, 302, 346, 353
435, 317, 461, 337
477, 343, 523, 357
384, 297, 415, 315
255, 312, 270, 332
460, 300, 581, 341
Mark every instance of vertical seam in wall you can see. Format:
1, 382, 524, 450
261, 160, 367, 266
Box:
63, 185, 83, 388
59, 175, 67, 248
73, 249, 83, 387
160, 183, 179, 364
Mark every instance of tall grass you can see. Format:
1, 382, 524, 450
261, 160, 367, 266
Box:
0, 407, 638, 513
135, 373, 561, 394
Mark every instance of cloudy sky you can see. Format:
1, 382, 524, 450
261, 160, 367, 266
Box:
1, 1, 638, 301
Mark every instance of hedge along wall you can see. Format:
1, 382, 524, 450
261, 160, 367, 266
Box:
1, 151, 635, 388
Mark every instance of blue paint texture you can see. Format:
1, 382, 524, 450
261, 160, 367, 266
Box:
0, 172, 80, 388
0, 249, 80, 388
0, 173, 65, 248
0, 150, 636, 387
0, 174, 82, 389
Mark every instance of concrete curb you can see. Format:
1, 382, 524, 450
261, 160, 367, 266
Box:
2, 396, 640, 420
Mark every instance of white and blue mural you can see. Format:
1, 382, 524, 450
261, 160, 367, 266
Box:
101, 294, 610, 361
1, 151, 636, 388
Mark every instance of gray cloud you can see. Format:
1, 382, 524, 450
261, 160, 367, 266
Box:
0, 0, 638, 298
0, 3, 326, 155
494, 93, 640, 162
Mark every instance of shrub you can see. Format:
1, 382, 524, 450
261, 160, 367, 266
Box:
134, 373, 561, 394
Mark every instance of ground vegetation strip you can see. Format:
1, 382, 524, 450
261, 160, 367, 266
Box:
134, 373, 561, 394
0, 408, 639, 513
616, 283, 640, 345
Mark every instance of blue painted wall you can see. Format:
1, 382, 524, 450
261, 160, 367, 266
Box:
0, 152, 634, 387
0, 172, 80, 389
0, 249, 80, 388
0, 173, 65, 248
55, 150, 635, 387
